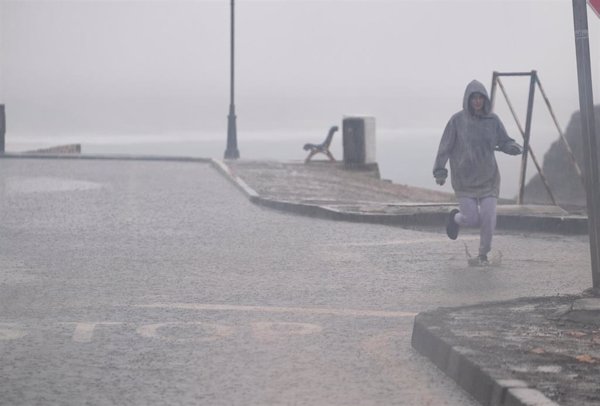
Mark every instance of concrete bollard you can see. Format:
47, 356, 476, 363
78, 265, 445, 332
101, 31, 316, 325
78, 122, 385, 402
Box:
342, 116, 376, 169
0, 104, 5, 153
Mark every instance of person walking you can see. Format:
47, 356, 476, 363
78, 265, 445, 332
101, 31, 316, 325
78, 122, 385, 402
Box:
433, 79, 522, 265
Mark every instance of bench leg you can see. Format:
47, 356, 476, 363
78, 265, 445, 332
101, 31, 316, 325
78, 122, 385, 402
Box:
305, 150, 318, 163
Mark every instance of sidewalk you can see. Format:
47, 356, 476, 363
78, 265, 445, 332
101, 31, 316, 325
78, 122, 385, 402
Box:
412, 294, 600, 406
215, 158, 599, 406
215, 160, 587, 234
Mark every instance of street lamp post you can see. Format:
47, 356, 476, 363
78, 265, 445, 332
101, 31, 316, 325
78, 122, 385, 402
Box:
224, 0, 240, 159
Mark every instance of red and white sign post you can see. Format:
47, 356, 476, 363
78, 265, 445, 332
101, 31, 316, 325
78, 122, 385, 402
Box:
589, 0, 600, 17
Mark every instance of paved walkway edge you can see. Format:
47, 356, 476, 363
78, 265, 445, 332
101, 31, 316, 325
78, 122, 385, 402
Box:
210, 159, 260, 199
411, 314, 560, 406
496, 215, 587, 234
212, 160, 588, 234
211, 160, 455, 226
0, 152, 212, 163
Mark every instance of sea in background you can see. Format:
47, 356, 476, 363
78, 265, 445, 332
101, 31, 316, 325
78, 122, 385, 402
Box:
6, 127, 559, 201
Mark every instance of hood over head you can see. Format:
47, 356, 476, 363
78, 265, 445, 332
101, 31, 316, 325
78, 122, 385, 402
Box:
463, 80, 492, 116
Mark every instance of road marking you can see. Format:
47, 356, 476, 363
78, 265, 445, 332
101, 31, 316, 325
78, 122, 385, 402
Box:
137, 303, 417, 318
136, 322, 235, 342
69, 322, 123, 343
251, 321, 322, 342
0, 324, 27, 340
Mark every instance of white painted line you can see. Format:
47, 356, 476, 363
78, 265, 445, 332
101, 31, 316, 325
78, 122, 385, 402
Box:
136, 322, 235, 342
137, 303, 417, 318
70, 322, 123, 343
0, 324, 27, 340
251, 321, 322, 342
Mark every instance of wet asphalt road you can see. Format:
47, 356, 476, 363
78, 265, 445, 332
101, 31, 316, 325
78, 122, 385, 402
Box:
0, 158, 592, 405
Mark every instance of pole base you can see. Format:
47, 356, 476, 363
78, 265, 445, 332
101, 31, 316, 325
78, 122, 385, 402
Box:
224, 111, 239, 160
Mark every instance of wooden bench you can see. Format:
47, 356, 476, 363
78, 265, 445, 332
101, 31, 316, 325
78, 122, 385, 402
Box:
303, 126, 338, 163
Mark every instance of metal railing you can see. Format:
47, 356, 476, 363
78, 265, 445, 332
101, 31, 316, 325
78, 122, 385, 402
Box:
490, 71, 584, 205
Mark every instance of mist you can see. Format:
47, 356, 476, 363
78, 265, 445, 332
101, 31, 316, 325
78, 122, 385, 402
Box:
1, 0, 598, 197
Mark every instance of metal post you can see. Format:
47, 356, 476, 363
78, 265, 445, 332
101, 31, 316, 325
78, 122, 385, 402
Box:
517, 71, 537, 204
224, 0, 240, 160
490, 71, 499, 111
0, 104, 5, 153
494, 74, 557, 206
573, 0, 600, 289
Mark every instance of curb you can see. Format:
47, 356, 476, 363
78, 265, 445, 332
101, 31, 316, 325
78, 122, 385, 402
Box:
252, 198, 450, 226
209, 159, 259, 199
211, 159, 588, 235
210, 159, 450, 226
411, 313, 560, 406
496, 213, 587, 234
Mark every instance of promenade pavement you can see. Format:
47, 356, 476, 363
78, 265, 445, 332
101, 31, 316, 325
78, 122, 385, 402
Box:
217, 160, 588, 234
215, 158, 600, 406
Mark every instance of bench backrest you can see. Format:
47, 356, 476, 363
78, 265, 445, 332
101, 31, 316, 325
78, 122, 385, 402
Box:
322, 126, 339, 148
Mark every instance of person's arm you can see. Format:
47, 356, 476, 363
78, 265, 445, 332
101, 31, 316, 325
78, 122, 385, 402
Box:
433, 118, 456, 185
495, 119, 522, 155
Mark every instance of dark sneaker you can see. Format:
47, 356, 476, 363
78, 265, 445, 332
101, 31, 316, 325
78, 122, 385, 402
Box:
446, 209, 460, 240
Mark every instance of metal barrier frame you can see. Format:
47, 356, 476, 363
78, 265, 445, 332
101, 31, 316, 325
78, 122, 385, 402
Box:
490, 71, 583, 206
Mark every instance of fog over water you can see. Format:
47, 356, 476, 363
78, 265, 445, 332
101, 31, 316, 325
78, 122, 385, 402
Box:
1, 0, 600, 198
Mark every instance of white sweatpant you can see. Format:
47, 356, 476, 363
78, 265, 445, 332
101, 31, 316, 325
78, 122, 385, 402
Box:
453, 196, 497, 256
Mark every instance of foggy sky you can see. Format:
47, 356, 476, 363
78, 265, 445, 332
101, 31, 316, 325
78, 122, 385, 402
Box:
0, 0, 598, 141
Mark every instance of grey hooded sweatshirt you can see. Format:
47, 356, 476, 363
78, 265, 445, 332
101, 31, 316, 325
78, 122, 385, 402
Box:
433, 80, 517, 198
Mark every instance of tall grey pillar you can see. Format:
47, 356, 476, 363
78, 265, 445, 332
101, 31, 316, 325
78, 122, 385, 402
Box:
573, 0, 600, 289
0, 104, 5, 153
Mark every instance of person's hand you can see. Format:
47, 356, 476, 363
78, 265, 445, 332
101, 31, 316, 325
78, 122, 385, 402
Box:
433, 168, 448, 186
503, 142, 523, 155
